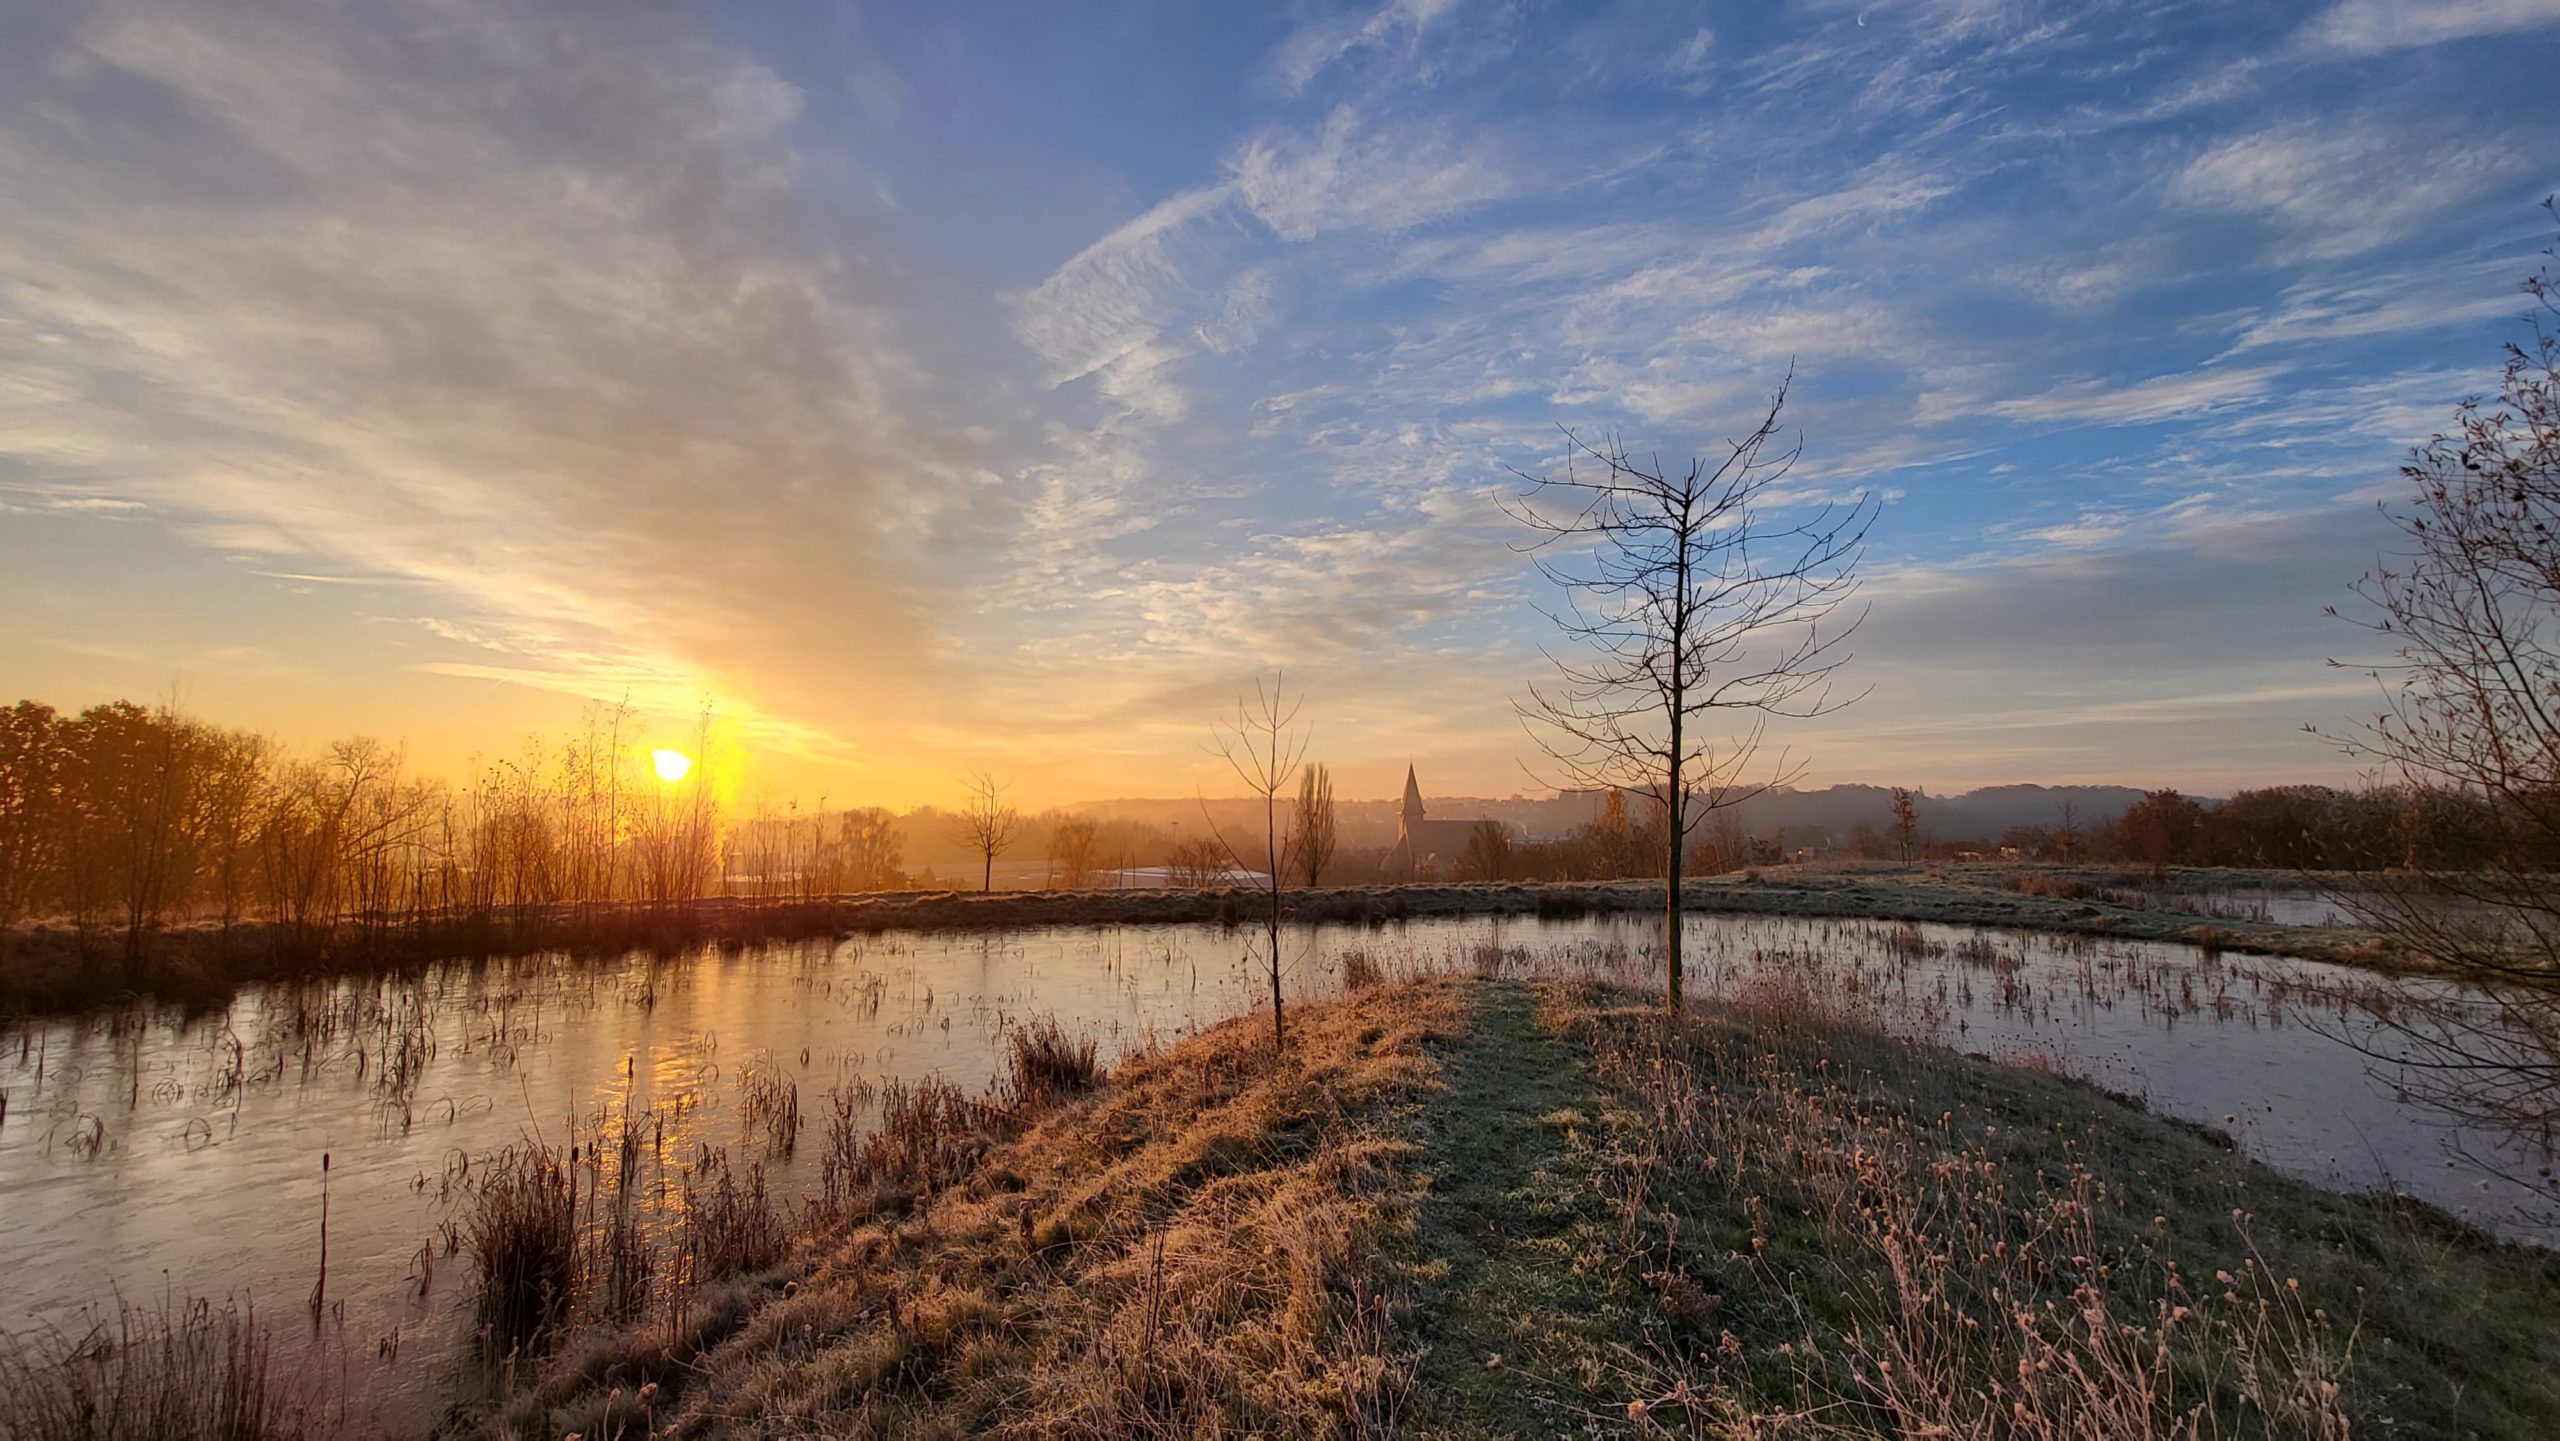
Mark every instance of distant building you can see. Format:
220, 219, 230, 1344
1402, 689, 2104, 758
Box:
1387, 766, 1503, 878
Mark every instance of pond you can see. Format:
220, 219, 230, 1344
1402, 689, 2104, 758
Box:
0, 912, 2549, 1430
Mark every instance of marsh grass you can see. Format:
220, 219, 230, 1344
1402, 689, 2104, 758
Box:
2, 865, 2429, 1022
468, 1143, 579, 1351
0, 1296, 324, 1441
737, 1063, 801, 1158
812, 1075, 998, 1225
507, 982, 1464, 1438
679, 1148, 786, 1283
1003, 1015, 1103, 1105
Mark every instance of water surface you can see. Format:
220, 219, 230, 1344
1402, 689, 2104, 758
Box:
1, 913, 2547, 1429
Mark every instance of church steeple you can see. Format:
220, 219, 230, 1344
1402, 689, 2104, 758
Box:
1401, 765, 1426, 822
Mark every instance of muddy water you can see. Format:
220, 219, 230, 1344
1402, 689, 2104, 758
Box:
0, 913, 2548, 1430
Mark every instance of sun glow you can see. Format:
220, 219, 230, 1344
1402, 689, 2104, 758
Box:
650, 748, 694, 783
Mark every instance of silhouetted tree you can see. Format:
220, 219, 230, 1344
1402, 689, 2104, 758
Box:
1460, 819, 1514, 881
1167, 835, 1230, 888
0, 702, 65, 936
1284, 762, 1338, 887
953, 773, 1023, 892
835, 807, 905, 890
1507, 376, 1873, 1012
1704, 803, 1748, 875
2114, 789, 2204, 874
1889, 786, 1920, 862
1582, 789, 1644, 878
1046, 815, 1102, 889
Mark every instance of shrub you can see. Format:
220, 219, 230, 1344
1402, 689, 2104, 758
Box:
2006, 871, 2094, 901
1339, 948, 1384, 992
1004, 1016, 1102, 1104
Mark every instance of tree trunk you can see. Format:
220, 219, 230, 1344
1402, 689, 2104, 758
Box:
982, 851, 992, 892
1269, 789, 1286, 1055
1664, 721, 1685, 1015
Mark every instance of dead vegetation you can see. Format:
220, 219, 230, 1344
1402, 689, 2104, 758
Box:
1546, 971, 2560, 1436
502, 981, 1466, 1438
1002, 1016, 1104, 1106
0, 1296, 327, 1441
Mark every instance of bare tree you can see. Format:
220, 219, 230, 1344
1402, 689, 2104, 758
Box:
1705, 803, 1748, 876
2320, 202, 2560, 1181
1285, 762, 1338, 887
1167, 835, 1230, 888
1460, 819, 1513, 882
1046, 815, 1103, 889
1889, 786, 1920, 863
836, 807, 905, 891
1206, 675, 1309, 1053
953, 773, 1023, 892
1507, 375, 1872, 1013
632, 712, 720, 904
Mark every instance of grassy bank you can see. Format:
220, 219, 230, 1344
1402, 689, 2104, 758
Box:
0, 864, 2426, 1020
445, 971, 2559, 1439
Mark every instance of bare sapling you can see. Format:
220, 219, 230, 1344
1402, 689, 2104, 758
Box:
953, 772, 1024, 892
1206, 674, 1310, 1054
1506, 371, 1872, 1012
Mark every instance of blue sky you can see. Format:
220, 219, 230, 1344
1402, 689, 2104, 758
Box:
2, 0, 2556, 806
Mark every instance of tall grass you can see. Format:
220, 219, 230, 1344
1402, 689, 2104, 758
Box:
1339, 947, 1385, 991
737, 1064, 801, 1158
1002, 1016, 1102, 1104
467, 1143, 579, 1350
679, 1148, 786, 1283
1568, 974, 2360, 1437
0, 1296, 323, 1441
817, 1076, 996, 1221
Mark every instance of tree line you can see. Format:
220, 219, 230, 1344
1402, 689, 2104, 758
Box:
1804, 783, 2553, 874
0, 698, 718, 973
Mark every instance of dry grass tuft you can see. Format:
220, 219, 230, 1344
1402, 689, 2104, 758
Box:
467, 1142, 579, 1351
2006, 870, 2096, 901
816, 1076, 998, 1224
0, 1296, 325, 1441
1338, 948, 1384, 992
738, 1064, 802, 1159
1004, 1017, 1103, 1106
680, 1147, 787, 1284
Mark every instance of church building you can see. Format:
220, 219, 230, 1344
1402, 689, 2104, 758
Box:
1386, 766, 1501, 878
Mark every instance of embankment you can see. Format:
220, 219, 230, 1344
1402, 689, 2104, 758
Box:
0, 866, 2415, 1020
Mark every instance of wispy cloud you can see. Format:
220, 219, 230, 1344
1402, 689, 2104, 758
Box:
2175, 121, 2506, 259
1270, 0, 1466, 94
2296, 0, 2560, 55
1980, 365, 2288, 427
1230, 106, 1509, 242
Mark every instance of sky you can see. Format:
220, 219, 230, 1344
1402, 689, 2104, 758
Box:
2, 0, 2556, 810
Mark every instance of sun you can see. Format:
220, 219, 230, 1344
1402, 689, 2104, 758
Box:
650, 748, 694, 784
